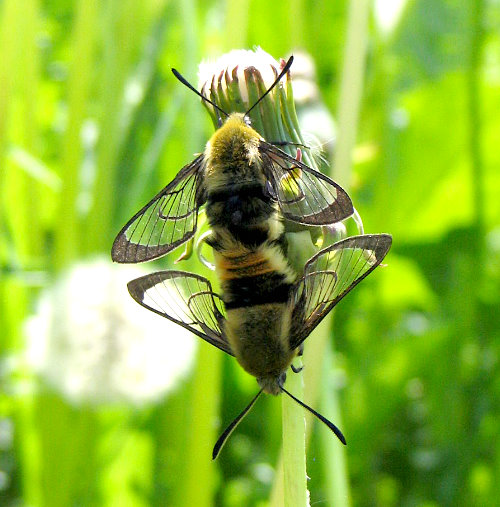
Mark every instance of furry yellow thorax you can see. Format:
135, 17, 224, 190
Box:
205, 113, 261, 174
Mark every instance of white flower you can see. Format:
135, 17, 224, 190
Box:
25, 258, 197, 406
198, 47, 281, 103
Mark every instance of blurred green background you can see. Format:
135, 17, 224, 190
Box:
1, 0, 499, 506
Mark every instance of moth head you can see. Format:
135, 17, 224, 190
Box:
257, 370, 287, 395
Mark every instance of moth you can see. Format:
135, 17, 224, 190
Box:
111, 56, 354, 264
127, 234, 392, 458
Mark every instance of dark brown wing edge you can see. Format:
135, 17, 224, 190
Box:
111, 155, 205, 263
289, 234, 392, 350
127, 270, 234, 356
259, 142, 354, 225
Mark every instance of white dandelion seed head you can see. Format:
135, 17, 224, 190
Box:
198, 47, 281, 93
198, 47, 284, 107
25, 258, 197, 407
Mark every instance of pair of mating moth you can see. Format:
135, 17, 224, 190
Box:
112, 57, 392, 458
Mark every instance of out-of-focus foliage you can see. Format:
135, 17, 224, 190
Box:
1, 1, 498, 506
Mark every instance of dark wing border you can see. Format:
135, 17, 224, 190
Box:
112, 155, 205, 263
259, 142, 353, 225
128, 270, 233, 356
289, 234, 392, 350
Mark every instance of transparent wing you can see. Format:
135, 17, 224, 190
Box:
112, 155, 205, 263
289, 234, 392, 350
260, 142, 353, 225
127, 270, 233, 356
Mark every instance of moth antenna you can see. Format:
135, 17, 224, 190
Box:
245, 55, 294, 117
212, 389, 263, 460
279, 384, 347, 445
171, 68, 229, 119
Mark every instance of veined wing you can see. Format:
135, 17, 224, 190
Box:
260, 142, 353, 225
127, 270, 233, 356
289, 234, 392, 350
112, 155, 205, 263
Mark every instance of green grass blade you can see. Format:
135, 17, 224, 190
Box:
54, 0, 99, 268
282, 358, 308, 507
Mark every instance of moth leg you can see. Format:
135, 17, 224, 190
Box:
174, 237, 194, 263
175, 207, 210, 265
291, 344, 305, 373
196, 230, 216, 271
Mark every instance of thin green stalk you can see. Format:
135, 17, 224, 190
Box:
322, 1, 371, 505
179, 345, 222, 507
270, 317, 343, 507
0, 3, 44, 507
282, 358, 308, 507
0, 1, 14, 164
14, 0, 40, 259
466, 3, 490, 499
0, 0, 41, 267
85, 0, 140, 254
333, 0, 370, 190
54, 0, 98, 268
319, 342, 350, 506
467, 0, 485, 245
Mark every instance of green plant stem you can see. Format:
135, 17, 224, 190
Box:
319, 342, 350, 506
321, 1, 371, 505
85, 0, 139, 254
54, 0, 98, 268
282, 357, 308, 507
0, 0, 40, 265
270, 318, 337, 507
0, 3, 44, 507
333, 0, 370, 190
467, 0, 485, 244
180, 345, 222, 507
